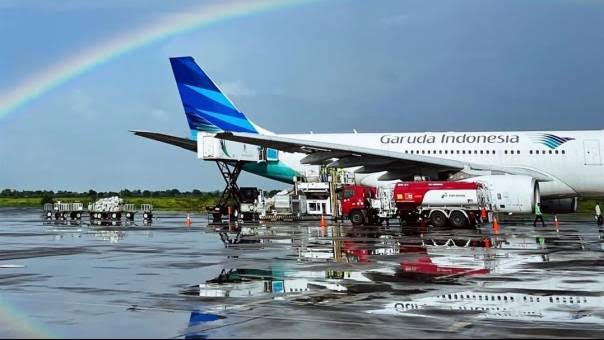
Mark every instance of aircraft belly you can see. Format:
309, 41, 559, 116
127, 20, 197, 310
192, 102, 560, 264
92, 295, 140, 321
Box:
241, 161, 298, 184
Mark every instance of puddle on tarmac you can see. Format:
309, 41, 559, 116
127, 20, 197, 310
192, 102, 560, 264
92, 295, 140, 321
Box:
1, 207, 603, 338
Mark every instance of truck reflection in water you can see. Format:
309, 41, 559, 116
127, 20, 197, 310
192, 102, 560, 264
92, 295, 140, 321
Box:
191, 221, 603, 326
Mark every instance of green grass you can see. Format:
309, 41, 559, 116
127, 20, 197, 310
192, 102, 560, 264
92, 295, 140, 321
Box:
577, 198, 603, 215
0, 196, 218, 211
1, 194, 601, 214
0, 197, 46, 207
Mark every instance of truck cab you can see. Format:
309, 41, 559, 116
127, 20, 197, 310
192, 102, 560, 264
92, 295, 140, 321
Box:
337, 184, 379, 226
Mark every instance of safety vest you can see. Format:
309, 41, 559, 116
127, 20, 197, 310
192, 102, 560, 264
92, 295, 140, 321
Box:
535, 205, 542, 216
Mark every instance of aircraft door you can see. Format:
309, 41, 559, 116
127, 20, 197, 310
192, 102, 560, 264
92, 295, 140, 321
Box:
583, 139, 602, 165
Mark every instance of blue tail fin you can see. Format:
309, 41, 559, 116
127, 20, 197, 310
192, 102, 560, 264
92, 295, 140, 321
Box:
169, 56, 258, 137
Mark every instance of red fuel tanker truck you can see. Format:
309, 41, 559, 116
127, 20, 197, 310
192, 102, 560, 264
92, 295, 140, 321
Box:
339, 181, 490, 227
394, 181, 489, 228
337, 184, 398, 226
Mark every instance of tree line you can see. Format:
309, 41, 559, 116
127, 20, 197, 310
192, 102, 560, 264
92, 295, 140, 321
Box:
0, 189, 221, 198
0, 188, 283, 199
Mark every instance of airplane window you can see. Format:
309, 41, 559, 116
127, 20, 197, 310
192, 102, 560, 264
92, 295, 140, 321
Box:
517, 150, 520, 154
444, 150, 448, 154
555, 150, 559, 154
416, 150, 420, 154
404, 150, 408, 154
530, 150, 533, 154
474, 150, 477, 154
486, 150, 490, 154
439, 150, 442, 154
421, 150, 425, 154
456, 150, 460, 154
492, 150, 496, 154
462, 150, 466, 154
549, 150, 552, 154
504, 150, 508, 154
410, 150, 414, 154
562, 150, 565, 154
510, 150, 514, 154
480, 150, 483, 154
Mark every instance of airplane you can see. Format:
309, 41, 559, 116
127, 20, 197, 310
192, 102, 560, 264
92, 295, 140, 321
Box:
132, 56, 604, 214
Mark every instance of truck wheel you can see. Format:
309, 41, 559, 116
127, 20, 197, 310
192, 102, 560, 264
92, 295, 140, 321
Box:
349, 210, 365, 226
430, 211, 447, 228
449, 211, 468, 228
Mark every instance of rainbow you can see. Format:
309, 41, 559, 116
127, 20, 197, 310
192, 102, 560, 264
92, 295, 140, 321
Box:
0, 296, 55, 338
0, 1, 318, 337
0, 0, 318, 120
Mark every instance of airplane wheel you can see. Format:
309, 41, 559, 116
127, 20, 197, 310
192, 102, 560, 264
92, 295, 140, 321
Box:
449, 211, 468, 228
430, 211, 447, 228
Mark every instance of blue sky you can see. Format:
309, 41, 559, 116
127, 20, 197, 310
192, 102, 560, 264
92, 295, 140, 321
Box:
0, 0, 603, 192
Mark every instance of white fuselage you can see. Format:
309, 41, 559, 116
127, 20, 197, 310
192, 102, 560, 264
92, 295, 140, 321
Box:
275, 130, 604, 198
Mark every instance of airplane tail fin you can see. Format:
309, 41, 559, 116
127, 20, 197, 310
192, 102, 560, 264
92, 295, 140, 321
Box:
169, 56, 262, 137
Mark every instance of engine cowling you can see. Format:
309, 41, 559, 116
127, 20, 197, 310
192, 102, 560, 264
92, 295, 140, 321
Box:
465, 175, 540, 214
540, 197, 578, 214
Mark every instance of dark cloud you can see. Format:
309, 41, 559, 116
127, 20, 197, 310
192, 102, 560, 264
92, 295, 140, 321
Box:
1, 0, 603, 191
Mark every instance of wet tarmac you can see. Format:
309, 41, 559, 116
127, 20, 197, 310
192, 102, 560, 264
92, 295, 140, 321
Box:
1, 207, 603, 338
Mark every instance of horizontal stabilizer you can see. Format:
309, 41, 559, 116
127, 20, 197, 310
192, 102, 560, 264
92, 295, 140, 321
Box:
130, 130, 196, 152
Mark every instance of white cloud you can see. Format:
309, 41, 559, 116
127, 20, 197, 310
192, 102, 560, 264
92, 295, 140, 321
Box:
381, 14, 410, 27
0, 0, 167, 11
270, 87, 285, 96
218, 80, 257, 97
70, 89, 96, 119
150, 108, 169, 121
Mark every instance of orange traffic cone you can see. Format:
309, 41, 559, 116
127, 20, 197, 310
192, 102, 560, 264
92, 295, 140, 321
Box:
484, 238, 491, 249
554, 215, 560, 231
320, 215, 327, 228
185, 213, 192, 226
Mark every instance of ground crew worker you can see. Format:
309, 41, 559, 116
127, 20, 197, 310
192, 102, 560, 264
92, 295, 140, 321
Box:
533, 203, 545, 227
479, 206, 488, 224
596, 202, 603, 226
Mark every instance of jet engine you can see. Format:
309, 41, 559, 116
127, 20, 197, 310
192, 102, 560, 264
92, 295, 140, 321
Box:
540, 197, 578, 214
465, 175, 540, 214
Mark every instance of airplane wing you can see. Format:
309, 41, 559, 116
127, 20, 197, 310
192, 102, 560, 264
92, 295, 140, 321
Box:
131, 130, 196, 152
215, 132, 553, 181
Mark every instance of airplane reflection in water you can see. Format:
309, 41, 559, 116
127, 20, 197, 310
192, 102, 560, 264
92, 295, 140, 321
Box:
370, 290, 603, 323
182, 310, 225, 340
47, 226, 156, 244
189, 223, 604, 325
